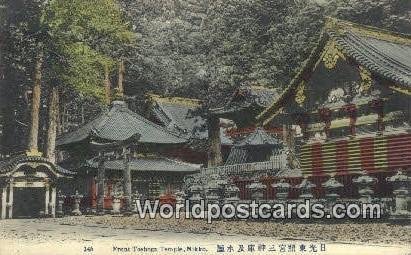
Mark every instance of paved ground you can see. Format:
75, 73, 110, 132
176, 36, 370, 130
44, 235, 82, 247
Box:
0, 218, 410, 255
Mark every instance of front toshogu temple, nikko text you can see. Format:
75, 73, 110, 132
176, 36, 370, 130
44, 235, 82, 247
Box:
0, 18, 410, 221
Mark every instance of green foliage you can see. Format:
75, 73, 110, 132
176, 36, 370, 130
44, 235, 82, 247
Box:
44, 0, 135, 56
5, 0, 134, 101
120, 0, 410, 107
59, 43, 112, 100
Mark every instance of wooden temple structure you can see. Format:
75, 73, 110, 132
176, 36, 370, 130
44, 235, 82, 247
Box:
187, 18, 411, 217
56, 100, 200, 213
143, 93, 234, 165
194, 86, 291, 200
255, 17, 411, 198
0, 152, 75, 218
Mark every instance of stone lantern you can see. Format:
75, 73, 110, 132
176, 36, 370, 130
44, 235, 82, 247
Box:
386, 170, 411, 220
56, 190, 66, 217
322, 177, 344, 201
71, 190, 83, 216
322, 177, 343, 216
247, 181, 266, 202
272, 179, 291, 200
224, 183, 240, 206
189, 183, 204, 205
204, 180, 220, 204
353, 172, 377, 203
297, 178, 316, 199
175, 190, 186, 205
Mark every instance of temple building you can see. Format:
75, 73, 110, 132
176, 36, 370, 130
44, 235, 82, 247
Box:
0, 152, 75, 219
257, 18, 411, 198
196, 87, 290, 200
142, 93, 234, 164
209, 86, 284, 164
225, 128, 283, 165
57, 100, 200, 212
212, 85, 281, 130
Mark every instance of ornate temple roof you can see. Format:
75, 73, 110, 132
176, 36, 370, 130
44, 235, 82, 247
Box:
224, 128, 282, 165
147, 94, 207, 139
0, 154, 75, 177
147, 94, 234, 146
236, 128, 282, 147
257, 18, 411, 126
328, 20, 410, 88
85, 156, 201, 173
212, 86, 281, 117
57, 101, 187, 147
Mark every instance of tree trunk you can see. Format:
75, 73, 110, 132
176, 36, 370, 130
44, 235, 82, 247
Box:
117, 59, 125, 98
45, 86, 59, 163
104, 64, 111, 105
207, 115, 222, 167
28, 51, 43, 152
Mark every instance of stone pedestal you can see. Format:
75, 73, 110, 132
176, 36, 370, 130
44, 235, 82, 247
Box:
131, 191, 141, 214
353, 173, 377, 203
175, 191, 186, 212
56, 190, 66, 217
386, 170, 411, 220
71, 191, 83, 216
111, 193, 122, 215
175, 190, 186, 205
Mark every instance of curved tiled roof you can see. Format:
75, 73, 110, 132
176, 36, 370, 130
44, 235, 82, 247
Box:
0, 154, 75, 176
257, 18, 411, 126
85, 156, 201, 173
236, 128, 282, 147
330, 30, 411, 88
57, 101, 187, 147
212, 86, 281, 116
150, 97, 207, 139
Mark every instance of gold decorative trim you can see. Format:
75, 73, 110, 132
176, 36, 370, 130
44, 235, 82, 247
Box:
147, 93, 202, 107
358, 66, 373, 92
389, 84, 411, 95
26, 149, 43, 157
295, 81, 306, 107
322, 40, 346, 69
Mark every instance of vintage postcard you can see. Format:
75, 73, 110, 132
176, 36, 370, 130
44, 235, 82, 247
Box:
0, 0, 410, 254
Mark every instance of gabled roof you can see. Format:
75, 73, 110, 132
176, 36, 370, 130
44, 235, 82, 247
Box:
85, 156, 201, 173
236, 128, 282, 147
224, 128, 282, 165
0, 154, 75, 177
147, 94, 207, 139
257, 18, 411, 126
57, 101, 187, 147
